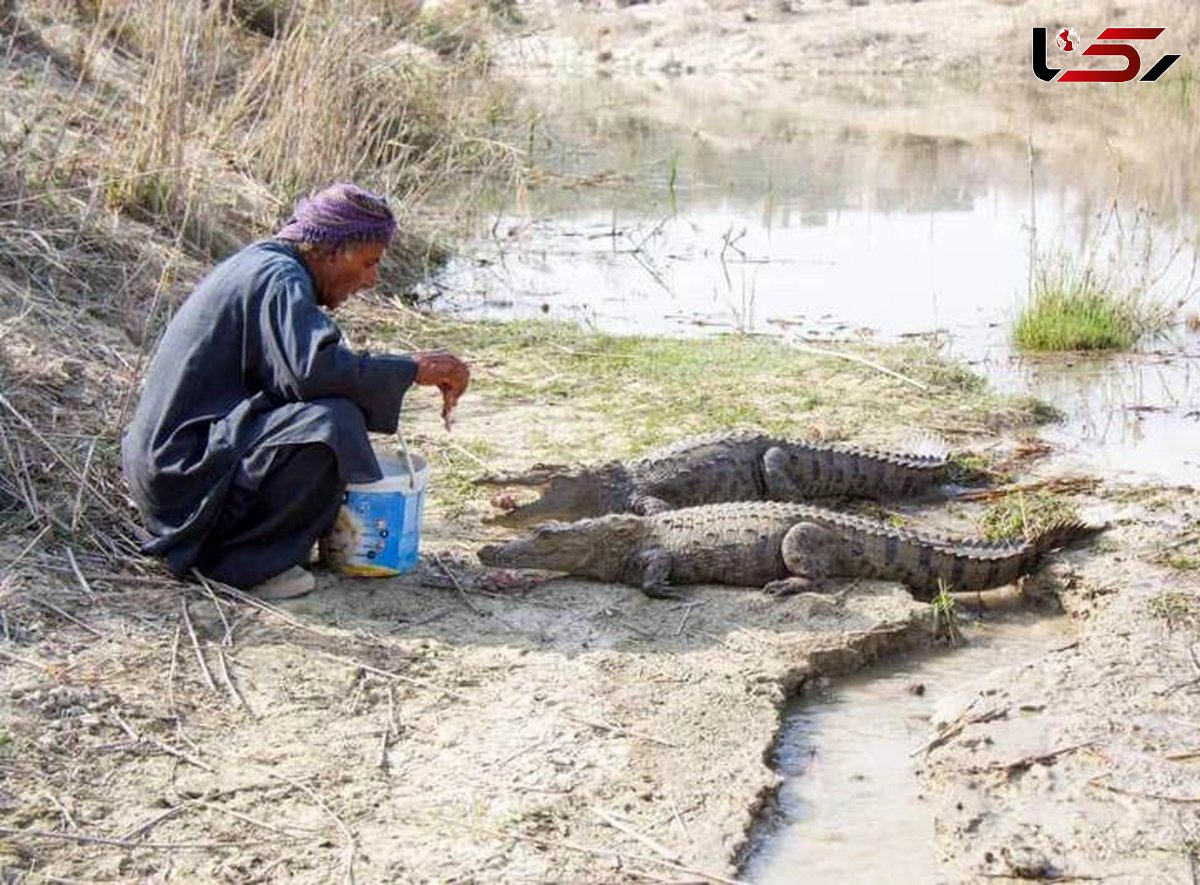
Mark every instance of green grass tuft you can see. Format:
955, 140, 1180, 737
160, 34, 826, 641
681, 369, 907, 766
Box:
978, 492, 1079, 542
1013, 289, 1139, 352
1013, 255, 1172, 352
1147, 590, 1200, 630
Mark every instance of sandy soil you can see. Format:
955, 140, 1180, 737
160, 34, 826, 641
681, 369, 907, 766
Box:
3, 375, 1188, 883
2, 562, 933, 882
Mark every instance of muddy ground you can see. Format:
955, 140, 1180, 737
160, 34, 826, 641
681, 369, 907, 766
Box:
3, 385, 1196, 883
3, 0, 1200, 882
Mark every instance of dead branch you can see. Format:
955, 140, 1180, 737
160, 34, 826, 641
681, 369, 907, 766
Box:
432, 552, 485, 615
179, 595, 218, 694
592, 808, 682, 863
25, 596, 104, 638
564, 713, 680, 749
506, 831, 745, 885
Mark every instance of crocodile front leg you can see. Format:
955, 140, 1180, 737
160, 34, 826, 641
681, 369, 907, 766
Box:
761, 446, 806, 501
763, 521, 838, 596
630, 494, 672, 516
630, 546, 679, 599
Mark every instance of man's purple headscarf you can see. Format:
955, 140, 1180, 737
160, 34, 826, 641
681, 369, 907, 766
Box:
275, 182, 396, 246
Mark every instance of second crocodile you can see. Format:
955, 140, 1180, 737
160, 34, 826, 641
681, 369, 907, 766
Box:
478, 431, 951, 527
477, 501, 1101, 599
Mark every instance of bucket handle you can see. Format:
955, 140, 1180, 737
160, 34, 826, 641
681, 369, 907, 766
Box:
396, 429, 418, 492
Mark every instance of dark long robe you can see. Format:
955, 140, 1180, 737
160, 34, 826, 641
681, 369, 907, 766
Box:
122, 240, 417, 583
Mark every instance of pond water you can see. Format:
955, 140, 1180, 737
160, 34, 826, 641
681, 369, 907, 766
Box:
427, 72, 1200, 485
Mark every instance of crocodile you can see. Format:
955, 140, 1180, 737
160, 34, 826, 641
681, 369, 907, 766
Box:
477, 501, 1102, 599
477, 430, 951, 527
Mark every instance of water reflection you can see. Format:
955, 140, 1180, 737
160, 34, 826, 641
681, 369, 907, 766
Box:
988, 350, 1200, 483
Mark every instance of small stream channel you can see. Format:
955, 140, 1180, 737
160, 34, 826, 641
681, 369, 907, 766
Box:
427, 69, 1198, 879
737, 616, 1073, 883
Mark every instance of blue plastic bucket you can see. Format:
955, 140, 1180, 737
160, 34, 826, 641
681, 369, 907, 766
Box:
321, 454, 428, 577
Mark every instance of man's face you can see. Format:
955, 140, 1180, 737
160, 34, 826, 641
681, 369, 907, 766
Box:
311, 241, 387, 309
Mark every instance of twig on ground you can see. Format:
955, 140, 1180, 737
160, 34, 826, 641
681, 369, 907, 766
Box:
197, 801, 310, 840
179, 595, 218, 694
70, 438, 97, 533
1155, 642, 1200, 697
0, 825, 268, 850
64, 546, 96, 599
194, 572, 234, 645
592, 808, 682, 863
673, 601, 704, 637
789, 344, 930, 391
267, 771, 357, 885
110, 709, 215, 773
965, 742, 1094, 775
377, 722, 391, 771
564, 713, 680, 749
0, 391, 129, 523
123, 804, 191, 841
443, 439, 492, 472
668, 799, 691, 843
26, 596, 104, 638
215, 647, 251, 714
624, 869, 698, 884
44, 793, 79, 831
910, 704, 1009, 757
506, 831, 745, 885
499, 738, 551, 769
167, 624, 181, 713
0, 648, 51, 672
201, 575, 327, 634
378, 684, 399, 771
1089, 777, 1200, 803
2, 524, 52, 578
956, 477, 1101, 503
316, 651, 473, 703
432, 552, 485, 616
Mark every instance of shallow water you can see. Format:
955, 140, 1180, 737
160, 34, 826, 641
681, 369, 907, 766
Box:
738, 616, 1073, 884
429, 72, 1200, 485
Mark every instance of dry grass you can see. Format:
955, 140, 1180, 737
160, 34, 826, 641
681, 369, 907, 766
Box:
7, 0, 525, 253
0, 167, 192, 559
0, 0, 526, 562
0, 11, 526, 870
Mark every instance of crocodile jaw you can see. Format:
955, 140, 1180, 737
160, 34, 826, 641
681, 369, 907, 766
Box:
478, 515, 646, 578
487, 465, 632, 527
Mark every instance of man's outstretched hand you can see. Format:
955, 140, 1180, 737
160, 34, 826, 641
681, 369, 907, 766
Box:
413, 351, 471, 430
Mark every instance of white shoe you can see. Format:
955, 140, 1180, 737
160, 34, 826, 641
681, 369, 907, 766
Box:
249, 565, 316, 600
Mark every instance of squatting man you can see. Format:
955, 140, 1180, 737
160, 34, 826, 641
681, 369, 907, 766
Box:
122, 183, 470, 600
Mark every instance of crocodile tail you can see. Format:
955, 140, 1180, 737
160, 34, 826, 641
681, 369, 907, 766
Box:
1029, 519, 1107, 554
820, 441, 950, 496
862, 518, 1102, 597
780, 442, 950, 500
925, 520, 1104, 595
897, 434, 951, 461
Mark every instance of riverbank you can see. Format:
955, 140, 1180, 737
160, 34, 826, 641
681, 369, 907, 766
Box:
2, 304, 1093, 881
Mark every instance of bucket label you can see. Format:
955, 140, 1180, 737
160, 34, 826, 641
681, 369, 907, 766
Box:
323, 484, 424, 577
